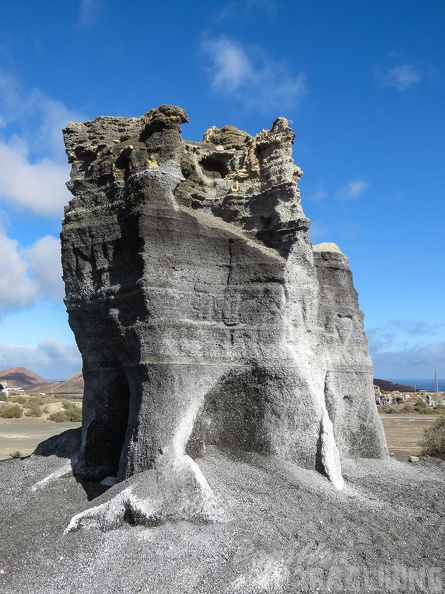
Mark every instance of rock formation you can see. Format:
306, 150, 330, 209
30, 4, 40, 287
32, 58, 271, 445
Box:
60, 105, 387, 530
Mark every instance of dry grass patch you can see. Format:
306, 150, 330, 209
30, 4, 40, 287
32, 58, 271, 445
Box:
423, 413, 445, 458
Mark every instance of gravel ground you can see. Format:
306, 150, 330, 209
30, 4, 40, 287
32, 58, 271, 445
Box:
0, 441, 444, 594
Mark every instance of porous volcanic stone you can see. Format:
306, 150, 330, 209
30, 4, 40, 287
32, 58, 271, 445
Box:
60, 105, 387, 529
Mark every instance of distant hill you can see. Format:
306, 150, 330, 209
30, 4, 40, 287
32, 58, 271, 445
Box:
55, 371, 84, 394
30, 371, 84, 396
1, 368, 420, 397
0, 367, 48, 389
373, 378, 417, 393
0, 367, 84, 395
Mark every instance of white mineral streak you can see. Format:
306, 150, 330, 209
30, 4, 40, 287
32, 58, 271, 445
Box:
31, 456, 78, 491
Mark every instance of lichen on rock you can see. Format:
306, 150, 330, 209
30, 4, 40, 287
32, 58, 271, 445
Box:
60, 105, 387, 530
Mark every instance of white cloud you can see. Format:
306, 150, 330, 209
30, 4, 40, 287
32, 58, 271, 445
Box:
201, 35, 306, 114
0, 141, 70, 216
0, 226, 63, 315
31, 93, 82, 159
23, 235, 64, 301
0, 70, 83, 216
0, 228, 37, 312
207, 37, 251, 92
0, 70, 81, 157
0, 341, 81, 381
338, 179, 369, 200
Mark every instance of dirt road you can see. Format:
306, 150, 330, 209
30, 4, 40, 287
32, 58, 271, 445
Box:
0, 421, 81, 459
0, 414, 439, 460
379, 414, 438, 456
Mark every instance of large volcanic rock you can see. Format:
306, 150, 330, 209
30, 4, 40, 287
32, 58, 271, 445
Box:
60, 105, 386, 529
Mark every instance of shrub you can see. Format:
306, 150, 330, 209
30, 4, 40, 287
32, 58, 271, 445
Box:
27, 396, 45, 406
49, 411, 69, 422
49, 407, 82, 422
403, 403, 415, 413
9, 451, 22, 459
415, 399, 427, 409
25, 405, 43, 418
434, 404, 445, 413
380, 405, 393, 414
423, 414, 445, 458
68, 407, 82, 422
9, 396, 28, 405
61, 400, 76, 411
419, 407, 437, 415
0, 404, 23, 418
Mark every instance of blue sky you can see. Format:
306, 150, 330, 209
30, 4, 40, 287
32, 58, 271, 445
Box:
0, 0, 444, 381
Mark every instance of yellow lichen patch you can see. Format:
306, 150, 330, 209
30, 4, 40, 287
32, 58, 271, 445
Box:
147, 156, 159, 169
111, 164, 124, 180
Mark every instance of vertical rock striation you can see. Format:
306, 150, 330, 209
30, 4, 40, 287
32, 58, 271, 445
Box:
61, 105, 387, 529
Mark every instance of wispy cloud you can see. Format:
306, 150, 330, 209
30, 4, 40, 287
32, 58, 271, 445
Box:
306, 188, 327, 202
370, 341, 445, 380
76, 0, 100, 29
367, 320, 442, 351
201, 35, 306, 114
378, 64, 421, 91
367, 320, 445, 378
308, 220, 329, 242
375, 61, 437, 91
217, 0, 278, 21
0, 341, 81, 381
338, 179, 369, 200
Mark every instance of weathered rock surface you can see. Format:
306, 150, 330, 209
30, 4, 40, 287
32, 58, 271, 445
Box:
60, 105, 387, 529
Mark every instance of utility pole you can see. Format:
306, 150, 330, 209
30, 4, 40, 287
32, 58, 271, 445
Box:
434, 363, 439, 393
